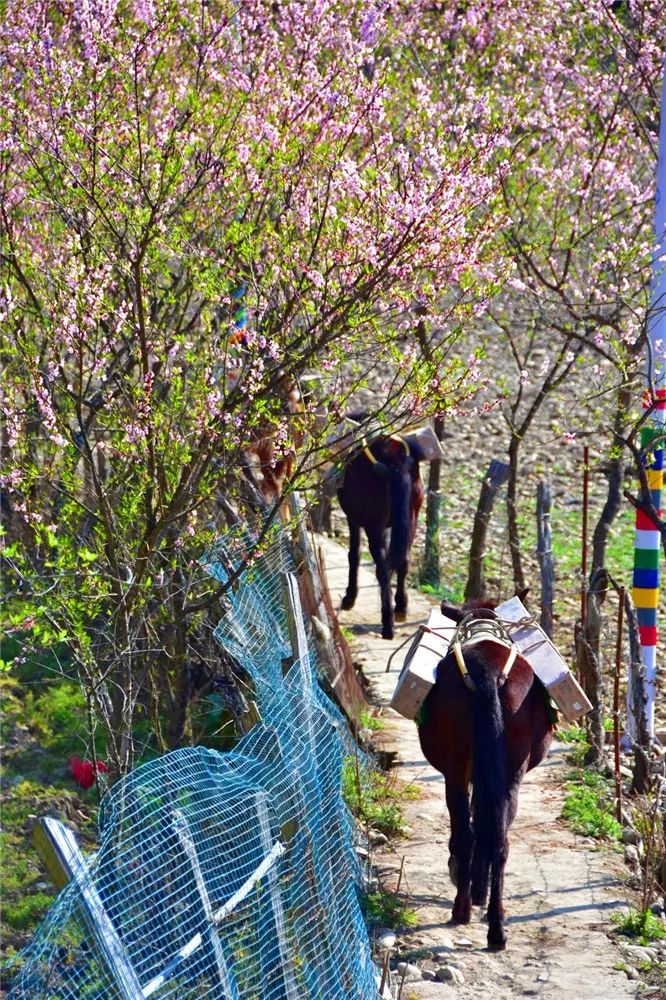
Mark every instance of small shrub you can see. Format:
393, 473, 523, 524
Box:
562, 773, 622, 841
358, 710, 385, 732
613, 909, 666, 945
557, 723, 588, 744
341, 758, 419, 836
557, 724, 591, 766
362, 888, 417, 930
3, 893, 56, 930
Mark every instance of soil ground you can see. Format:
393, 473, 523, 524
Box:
320, 535, 648, 1000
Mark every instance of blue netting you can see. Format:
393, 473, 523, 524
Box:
5, 531, 379, 999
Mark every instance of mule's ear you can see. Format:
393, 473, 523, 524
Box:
440, 601, 465, 623
516, 588, 529, 604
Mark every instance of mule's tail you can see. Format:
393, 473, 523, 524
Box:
468, 659, 507, 905
388, 455, 413, 572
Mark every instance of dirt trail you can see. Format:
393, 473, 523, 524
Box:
319, 535, 639, 1000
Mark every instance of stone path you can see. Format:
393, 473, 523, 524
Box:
320, 535, 641, 999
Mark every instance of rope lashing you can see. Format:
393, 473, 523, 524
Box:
450, 612, 535, 691
385, 623, 454, 673
386, 611, 540, 693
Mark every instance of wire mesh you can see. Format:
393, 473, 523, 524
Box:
5, 530, 379, 999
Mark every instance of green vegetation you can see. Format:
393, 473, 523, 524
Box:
613, 909, 666, 946
418, 579, 466, 606
362, 888, 418, 931
556, 721, 591, 766
3, 893, 57, 932
0, 660, 100, 958
561, 770, 622, 841
341, 757, 419, 837
358, 710, 385, 732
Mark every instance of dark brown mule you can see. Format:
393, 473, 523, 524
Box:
337, 435, 424, 640
418, 599, 555, 950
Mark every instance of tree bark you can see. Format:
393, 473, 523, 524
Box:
536, 481, 554, 638
591, 383, 631, 574
420, 415, 446, 588
464, 458, 510, 601
506, 435, 527, 594
576, 567, 608, 767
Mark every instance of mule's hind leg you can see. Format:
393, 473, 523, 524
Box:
367, 527, 393, 639
445, 780, 473, 925
393, 552, 408, 623
341, 521, 360, 610
470, 849, 490, 908
486, 784, 520, 950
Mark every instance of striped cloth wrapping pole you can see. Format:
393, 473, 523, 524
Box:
629, 54, 666, 741
631, 395, 666, 737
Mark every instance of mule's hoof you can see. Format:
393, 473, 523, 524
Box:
394, 610, 407, 623
341, 594, 356, 611
382, 629, 394, 640
487, 931, 507, 951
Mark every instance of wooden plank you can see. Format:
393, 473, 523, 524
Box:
32, 818, 144, 1000
282, 571, 311, 669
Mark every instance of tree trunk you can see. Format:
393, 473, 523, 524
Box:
464, 458, 510, 601
506, 435, 527, 594
420, 415, 445, 588
536, 481, 554, 639
576, 567, 608, 767
591, 383, 630, 574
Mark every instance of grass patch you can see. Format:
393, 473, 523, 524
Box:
342, 757, 419, 836
418, 579, 466, 606
358, 710, 385, 732
613, 909, 666, 945
557, 723, 588, 744
362, 888, 418, 930
561, 770, 622, 841
3, 893, 57, 931
557, 722, 592, 766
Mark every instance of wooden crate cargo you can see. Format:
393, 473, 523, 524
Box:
389, 608, 456, 719
495, 596, 592, 723
390, 598, 592, 724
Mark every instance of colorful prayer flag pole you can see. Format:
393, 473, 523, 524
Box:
630, 57, 666, 739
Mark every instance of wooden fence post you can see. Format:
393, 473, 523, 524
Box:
536, 482, 555, 638
32, 818, 144, 1000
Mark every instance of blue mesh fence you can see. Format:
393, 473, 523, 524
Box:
5, 530, 379, 999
